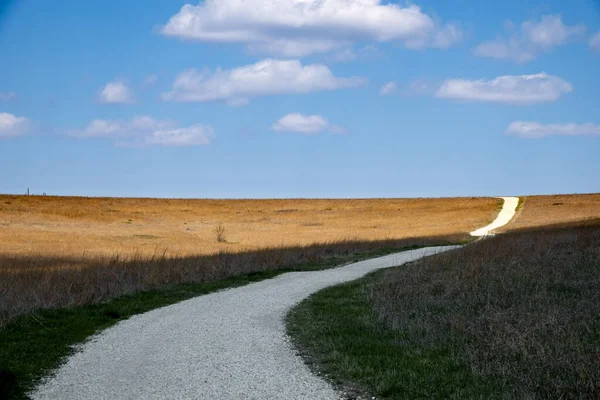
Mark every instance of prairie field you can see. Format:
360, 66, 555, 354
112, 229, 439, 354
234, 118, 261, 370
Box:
288, 218, 600, 399
0, 195, 498, 324
504, 193, 600, 231
0, 195, 499, 259
1, 193, 599, 398
1, 193, 598, 325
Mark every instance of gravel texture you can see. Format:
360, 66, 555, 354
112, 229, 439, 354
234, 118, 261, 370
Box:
31, 246, 457, 400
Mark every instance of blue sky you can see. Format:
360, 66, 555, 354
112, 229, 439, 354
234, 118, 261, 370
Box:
1, 0, 599, 198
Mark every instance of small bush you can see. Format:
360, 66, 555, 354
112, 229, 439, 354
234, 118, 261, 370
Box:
214, 224, 226, 243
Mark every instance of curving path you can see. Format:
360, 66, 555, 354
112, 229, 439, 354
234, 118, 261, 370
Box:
470, 197, 519, 237
32, 198, 519, 400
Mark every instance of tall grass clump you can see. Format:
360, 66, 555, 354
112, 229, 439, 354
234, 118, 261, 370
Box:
0, 235, 462, 327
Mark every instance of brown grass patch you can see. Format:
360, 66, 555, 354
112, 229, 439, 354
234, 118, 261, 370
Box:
504, 193, 600, 231
0, 195, 498, 259
0, 195, 500, 326
0, 236, 463, 327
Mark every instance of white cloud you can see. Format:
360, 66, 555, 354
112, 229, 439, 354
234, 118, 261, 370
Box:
325, 48, 357, 63
99, 80, 134, 104
323, 45, 384, 64
272, 113, 345, 134
247, 39, 345, 58
379, 81, 397, 95
435, 72, 572, 104
0, 92, 16, 101
69, 116, 214, 147
590, 32, 600, 50
0, 113, 29, 138
161, 0, 462, 57
144, 125, 215, 146
432, 23, 463, 49
162, 59, 366, 104
506, 121, 600, 138
475, 15, 585, 63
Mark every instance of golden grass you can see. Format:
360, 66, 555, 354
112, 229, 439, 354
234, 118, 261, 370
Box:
0, 194, 499, 324
0, 195, 499, 259
504, 193, 600, 231
2, 193, 596, 325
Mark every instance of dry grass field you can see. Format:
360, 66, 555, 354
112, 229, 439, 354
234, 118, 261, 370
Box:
1, 193, 598, 398
370, 220, 600, 398
0, 195, 500, 325
1, 193, 597, 326
289, 220, 600, 399
0, 195, 499, 259
503, 193, 600, 231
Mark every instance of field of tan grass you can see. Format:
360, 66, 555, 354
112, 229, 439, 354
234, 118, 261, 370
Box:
0, 195, 499, 324
503, 193, 600, 231
1, 193, 597, 325
0, 195, 499, 259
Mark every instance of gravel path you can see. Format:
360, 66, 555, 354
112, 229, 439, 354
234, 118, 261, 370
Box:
32, 197, 518, 399
470, 197, 519, 237
31, 247, 457, 400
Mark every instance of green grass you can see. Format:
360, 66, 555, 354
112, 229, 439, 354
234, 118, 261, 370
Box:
287, 223, 600, 399
0, 244, 430, 400
515, 197, 525, 211
286, 270, 499, 399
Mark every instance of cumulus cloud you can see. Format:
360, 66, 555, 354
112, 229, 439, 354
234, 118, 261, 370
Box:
506, 121, 600, 138
161, 0, 462, 57
379, 81, 397, 95
272, 113, 345, 134
0, 92, 16, 101
0, 112, 29, 138
69, 116, 214, 147
435, 72, 572, 104
99, 80, 134, 104
475, 15, 585, 63
590, 32, 600, 50
162, 59, 365, 104
144, 126, 215, 146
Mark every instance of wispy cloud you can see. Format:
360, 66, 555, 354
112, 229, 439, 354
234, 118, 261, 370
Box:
506, 121, 600, 138
161, 0, 462, 57
0, 92, 16, 101
322, 45, 385, 65
435, 72, 572, 104
99, 80, 134, 104
590, 32, 600, 51
68, 116, 214, 147
379, 82, 397, 96
272, 113, 346, 134
0, 112, 29, 138
402, 80, 434, 96
162, 59, 366, 105
475, 15, 585, 63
